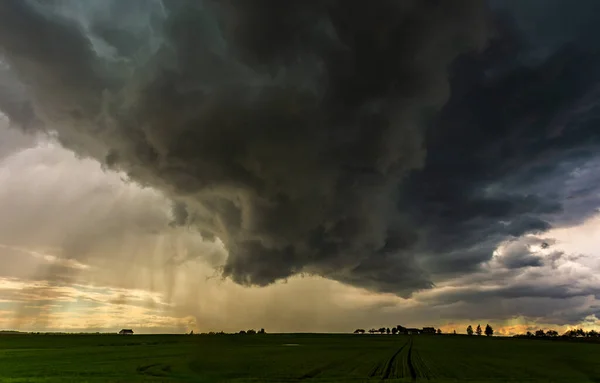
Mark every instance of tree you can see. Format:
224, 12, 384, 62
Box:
368, 328, 376, 334
392, 327, 398, 335
386, 328, 391, 335
467, 325, 473, 336
485, 324, 493, 337
354, 329, 365, 334
588, 330, 599, 337
436, 329, 442, 335
378, 327, 386, 334
453, 330, 456, 335
239, 330, 246, 335
546, 330, 558, 337
258, 328, 266, 334
564, 330, 577, 337
476, 324, 482, 336
526, 331, 533, 337
576, 328, 586, 337
535, 329, 545, 337
247, 329, 256, 335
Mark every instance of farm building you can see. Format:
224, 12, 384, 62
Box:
396, 325, 438, 335
119, 329, 134, 335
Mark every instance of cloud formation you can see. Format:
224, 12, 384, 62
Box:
0, 0, 599, 302
1, 140, 600, 333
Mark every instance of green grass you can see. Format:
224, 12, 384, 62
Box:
0, 333, 599, 382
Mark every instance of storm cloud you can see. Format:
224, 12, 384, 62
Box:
0, 0, 599, 299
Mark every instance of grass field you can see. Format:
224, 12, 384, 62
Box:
1, 333, 600, 382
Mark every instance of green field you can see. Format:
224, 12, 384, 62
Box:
1, 333, 599, 382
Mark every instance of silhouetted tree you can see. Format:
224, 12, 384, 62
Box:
467, 325, 473, 336
258, 328, 266, 334
535, 329, 545, 337
526, 331, 533, 337
485, 324, 493, 337
368, 328, 376, 334
392, 327, 398, 335
247, 329, 256, 335
386, 328, 391, 334
546, 330, 558, 337
239, 330, 246, 335
576, 328, 586, 337
378, 327, 386, 334
476, 324, 482, 336
453, 330, 456, 335
564, 330, 576, 337
437, 329, 442, 335
588, 330, 599, 337
354, 329, 365, 334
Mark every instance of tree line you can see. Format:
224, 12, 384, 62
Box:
197, 328, 267, 335
466, 324, 494, 336
353, 326, 442, 335
515, 328, 600, 338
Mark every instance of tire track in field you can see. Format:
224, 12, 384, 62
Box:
367, 360, 384, 378
380, 337, 411, 380
411, 349, 436, 380
406, 337, 417, 382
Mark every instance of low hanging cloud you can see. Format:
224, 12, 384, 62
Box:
0, 0, 599, 298
0, 115, 39, 160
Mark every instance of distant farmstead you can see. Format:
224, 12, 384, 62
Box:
396, 325, 439, 335
119, 329, 134, 335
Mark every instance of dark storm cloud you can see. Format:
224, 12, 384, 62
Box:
498, 244, 543, 269
402, 5, 600, 277
0, 121, 38, 160
432, 284, 600, 306
0, 0, 599, 297
0, 0, 492, 296
0, 66, 39, 131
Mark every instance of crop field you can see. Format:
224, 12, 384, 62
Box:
1, 333, 600, 382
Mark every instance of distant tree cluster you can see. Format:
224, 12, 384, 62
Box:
239, 328, 266, 335
354, 325, 443, 335
466, 324, 494, 336
517, 328, 600, 339
201, 329, 266, 335
355, 323, 494, 337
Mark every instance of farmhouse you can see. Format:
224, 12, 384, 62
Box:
119, 329, 134, 335
396, 325, 438, 335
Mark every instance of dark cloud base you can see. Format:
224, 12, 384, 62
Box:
0, 0, 599, 297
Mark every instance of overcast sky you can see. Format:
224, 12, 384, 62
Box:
0, 0, 599, 334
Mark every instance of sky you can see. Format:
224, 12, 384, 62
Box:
0, 0, 599, 335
